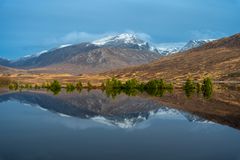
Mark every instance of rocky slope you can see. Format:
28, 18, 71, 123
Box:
101, 33, 240, 82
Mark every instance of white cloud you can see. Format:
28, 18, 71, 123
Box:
44, 31, 153, 46
45, 32, 114, 45
124, 30, 152, 41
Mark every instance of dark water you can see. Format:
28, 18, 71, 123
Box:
0, 90, 240, 160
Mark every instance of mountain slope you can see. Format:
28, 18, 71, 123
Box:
180, 39, 214, 52
0, 65, 26, 75
10, 42, 99, 68
30, 48, 160, 74
101, 33, 240, 82
0, 34, 160, 74
0, 58, 10, 67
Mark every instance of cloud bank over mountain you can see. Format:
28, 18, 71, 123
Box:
1, 0, 239, 58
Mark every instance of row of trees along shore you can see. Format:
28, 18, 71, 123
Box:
183, 77, 213, 98
6, 77, 213, 98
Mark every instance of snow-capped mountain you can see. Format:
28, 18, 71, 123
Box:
152, 42, 186, 55
180, 39, 215, 52
5, 33, 215, 64
92, 33, 150, 50
0, 33, 217, 73
14, 44, 72, 62
58, 44, 72, 49
156, 48, 180, 55
18, 50, 48, 60
2, 40, 159, 74
92, 34, 215, 55
92, 33, 190, 56
152, 39, 214, 55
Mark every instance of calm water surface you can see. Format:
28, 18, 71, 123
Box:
0, 90, 240, 160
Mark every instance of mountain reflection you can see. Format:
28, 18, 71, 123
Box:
0, 89, 239, 129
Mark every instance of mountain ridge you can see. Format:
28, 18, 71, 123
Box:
100, 33, 240, 82
0, 33, 229, 75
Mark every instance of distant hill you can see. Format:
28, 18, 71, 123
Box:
101, 33, 240, 82
0, 58, 10, 67
0, 65, 25, 75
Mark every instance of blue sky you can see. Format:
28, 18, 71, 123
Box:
1, 0, 240, 59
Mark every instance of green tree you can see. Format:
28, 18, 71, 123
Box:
66, 83, 75, 93
76, 81, 83, 90
104, 78, 123, 98
49, 80, 61, 95
123, 79, 139, 89
8, 82, 19, 90
87, 81, 93, 91
137, 82, 145, 93
34, 84, 40, 89
183, 78, 195, 97
196, 82, 201, 94
24, 84, 29, 89
105, 78, 122, 89
201, 77, 213, 98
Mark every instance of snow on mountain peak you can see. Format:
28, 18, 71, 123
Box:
19, 50, 48, 61
58, 44, 72, 49
92, 33, 147, 47
180, 39, 215, 52
152, 42, 186, 56
36, 50, 48, 56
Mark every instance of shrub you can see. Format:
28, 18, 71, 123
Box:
24, 84, 29, 89
49, 80, 61, 95
144, 79, 172, 97
105, 87, 122, 99
164, 82, 174, 93
145, 87, 166, 97
123, 79, 139, 89
183, 78, 195, 97
196, 82, 201, 94
105, 78, 122, 89
104, 78, 123, 98
19, 84, 25, 90
87, 81, 93, 89
123, 88, 138, 96
145, 79, 166, 89
137, 82, 145, 93
9, 82, 19, 90
34, 84, 41, 89
66, 83, 75, 92
76, 81, 83, 90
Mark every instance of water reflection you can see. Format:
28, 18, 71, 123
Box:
0, 89, 240, 130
